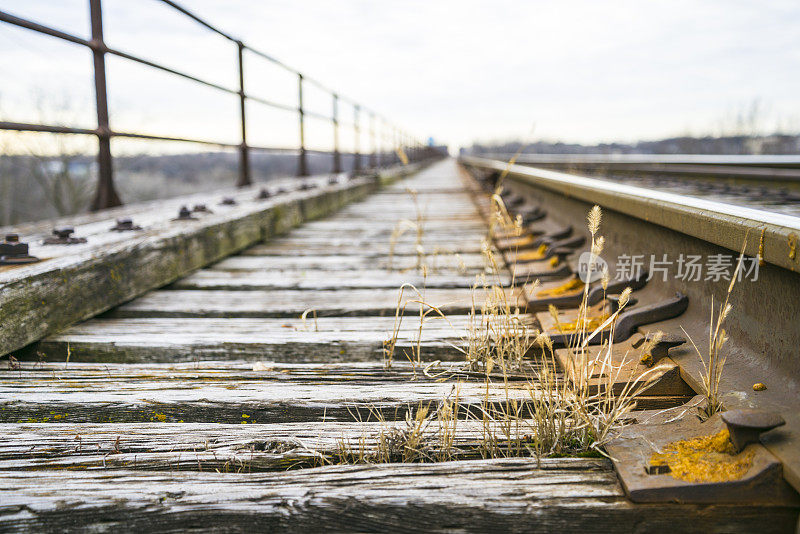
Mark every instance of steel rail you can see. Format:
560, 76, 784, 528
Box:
460, 156, 800, 273
480, 152, 800, 168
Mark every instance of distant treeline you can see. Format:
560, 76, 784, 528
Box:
0, 151, 395, 226
464, 134, 800, 156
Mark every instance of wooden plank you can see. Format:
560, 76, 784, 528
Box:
240, 242, 491, 257
105, 288, 482, 318
0, 173, 391, 358
171, 270, 500, 290
0, 362, 534, 424
0, 420, 535, 471
210, 254, 493, 272
0, 459, 794, 532
289, 219, 488, 231
35, 317, 471, 362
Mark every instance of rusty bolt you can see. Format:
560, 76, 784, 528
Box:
111, 218, 141, 232
43, 226, 87, 245
54, 227, 74, 239
0, 233, 39, 264
174, 206, 196, 221
721, 410, 785, 452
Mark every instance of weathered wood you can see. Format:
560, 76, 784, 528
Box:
210, 254, 492, 272
171, 270, 501, 290
0, 362, 534, 424
34, 317, 471, 362
241, 237, 490, 257
0, 459, 796, 532
0, 174, 389, 358
0, 359, 693, 426
0, 420, 538, 471
105, 289, 483, 318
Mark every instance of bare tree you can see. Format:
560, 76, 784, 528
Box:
0, 91, 94, 224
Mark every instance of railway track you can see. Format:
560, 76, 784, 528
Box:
478, 152, 800, 216
1, 158, 799, 530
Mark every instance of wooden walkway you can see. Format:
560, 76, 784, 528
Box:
2, 160, 798, 531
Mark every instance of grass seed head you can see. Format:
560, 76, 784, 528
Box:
587, 205, 602, 234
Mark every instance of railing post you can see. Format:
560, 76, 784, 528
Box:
88, 0, 121, 211
375, 117, 382, 167
369, 112, 377, 168
332, 94, 341, 173
297, 73, 309, 176
236, 41, 251, 187
353, 104, 361, 172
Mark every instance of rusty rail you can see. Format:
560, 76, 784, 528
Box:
0, 0, 430, 210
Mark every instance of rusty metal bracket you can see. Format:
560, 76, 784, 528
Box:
722, 410, 786, 452
110, 218, 142, 232
614, 292, 689, 342
518, 206, 546, 224
552, 332, 694, 397
631, 331, 686, 366
0, 233, 40, 265
504, 195, 526, 208
42, 227, 87, 245
586, 270, 649, 306
512, 257, 574, 284
531, 226, 572, 248
542, 292, 688, 347
172, 206, 198, 221
607, 405, 799, 504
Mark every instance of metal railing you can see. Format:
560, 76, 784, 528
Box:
0, 0, 431, 210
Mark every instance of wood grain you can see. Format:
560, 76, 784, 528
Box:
0, 459, 796, 532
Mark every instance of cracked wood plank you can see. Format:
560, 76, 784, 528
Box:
0, 362, 534, 424
33, 316, 471, 362
170, 270, 499, 290
209, 254, 491, 272
0, 361, 692, 424
0, 420, 533, 471
0, 459, 795, 532
105, 288, 483, 318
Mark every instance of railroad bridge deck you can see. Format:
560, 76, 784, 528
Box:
1, 160, 799, 531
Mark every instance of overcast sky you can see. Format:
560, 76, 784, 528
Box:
1, 0, 799, 153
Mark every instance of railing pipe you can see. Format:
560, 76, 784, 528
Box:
88, 0, 121, 211
353, 104, 361, 172
297, 73, 308, 176
369, 112, 377, 168
332, 94, 341, 173
236, 40, 251, 187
